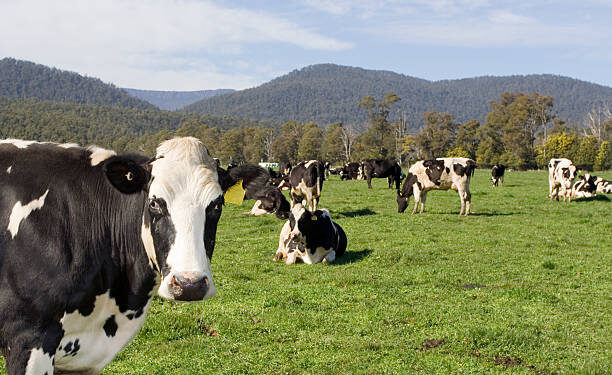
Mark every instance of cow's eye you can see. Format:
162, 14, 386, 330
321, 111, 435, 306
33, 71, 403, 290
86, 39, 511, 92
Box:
149, 198, 164, 215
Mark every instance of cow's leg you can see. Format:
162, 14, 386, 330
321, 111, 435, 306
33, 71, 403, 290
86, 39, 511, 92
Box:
464, 190, 471, 216
395, 176, 401, 191
458, 189, 466, 215
411, 191, 420, 214
367, 176, 373, 189
5, 326, 62, 375
420, 193, 426, 214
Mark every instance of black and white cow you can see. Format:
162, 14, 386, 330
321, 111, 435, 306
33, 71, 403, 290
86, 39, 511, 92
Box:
362, 159, 403, 190
571, 174, 598, 199
339, 162, 362, 180
548, 158, 577, 202
279, 162, 292, 176
0, 137, 256, 374
397, 157, 476, 216
274, 203, 347, 264
284, 160, 325, 211
595, 177, 612, 194
491, 163, 506, 186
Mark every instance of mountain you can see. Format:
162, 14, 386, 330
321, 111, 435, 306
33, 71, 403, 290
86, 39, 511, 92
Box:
0, 58, 155, 110
184, 64, 612, 130
123, 88, 235, 110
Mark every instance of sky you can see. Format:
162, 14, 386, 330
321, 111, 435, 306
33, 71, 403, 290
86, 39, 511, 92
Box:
1, 0, 611, 91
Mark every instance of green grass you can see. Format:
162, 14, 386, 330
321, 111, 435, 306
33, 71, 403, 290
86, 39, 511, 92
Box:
4, 170, 612, 374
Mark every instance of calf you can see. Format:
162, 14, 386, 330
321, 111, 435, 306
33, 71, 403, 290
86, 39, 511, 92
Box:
0, 137, 256, 374
595, 177, 612, 193
274, 203, 347, 264
397, 157, 476, 216
491, 163, 506, 186
548, 158, 577, 202
286, 160, 325, 211
571, 174, 598, 199
362, 159, 402, 190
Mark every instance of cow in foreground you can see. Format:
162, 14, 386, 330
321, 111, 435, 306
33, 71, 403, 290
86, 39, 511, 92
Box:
397, 158, 476, 216
282, 160, 325, 211
548, 158, 577, 202
491, 163, 506, 186
571, 174, 598, 199
362, 159, 403, 190
0, 137, 256, 374
274, 203, 347, 264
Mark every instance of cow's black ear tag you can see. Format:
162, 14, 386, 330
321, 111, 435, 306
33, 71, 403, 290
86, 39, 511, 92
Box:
105, 158, 149, 194
224, 179, 245, 205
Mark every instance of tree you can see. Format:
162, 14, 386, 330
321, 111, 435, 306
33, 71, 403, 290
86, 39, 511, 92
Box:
584, 102, 611, 142
358, 93, 401, 158
594, 141, 610, 171
454, 120, 481, 159
535, 132, 577, 168
322, 123, 345, 164
243, 126, 273, 163
573, 136, 599, 170
219, 128, 245, 163
271, 121, 305, 163
415, 111, 458, 159
298, 122, 323, 161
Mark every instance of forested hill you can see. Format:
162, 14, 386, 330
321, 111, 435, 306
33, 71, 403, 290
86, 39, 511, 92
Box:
184, 64, 612, 129
123, 88, 235, 110
0, 58, 155, 110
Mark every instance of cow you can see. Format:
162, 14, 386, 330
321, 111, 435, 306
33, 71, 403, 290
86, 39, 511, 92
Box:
279, 162, 292, 176
273, 203, 347, 264
595, 177, 612, 193
491, 163, 506, 186
548, 158, 577, 202
284, 160, 325, 211
397, 157, 476, 216
0, 137, 258, 375
571, 174, 598, 199
362, 159, 403, 190
339, 162, 362, 180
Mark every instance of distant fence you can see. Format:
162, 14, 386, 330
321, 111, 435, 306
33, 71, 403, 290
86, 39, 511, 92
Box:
259, 162, 279, 169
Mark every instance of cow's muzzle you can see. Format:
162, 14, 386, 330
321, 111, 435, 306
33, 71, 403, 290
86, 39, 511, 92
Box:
168, 272, 212, 301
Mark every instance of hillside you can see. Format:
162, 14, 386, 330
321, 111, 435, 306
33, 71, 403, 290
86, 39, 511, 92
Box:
184, 64, 612, 130
0, 58, 155, 110
123, 88, 235, 110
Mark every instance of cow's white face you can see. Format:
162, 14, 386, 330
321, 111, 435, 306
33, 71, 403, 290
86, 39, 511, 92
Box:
142, 137, 222, 301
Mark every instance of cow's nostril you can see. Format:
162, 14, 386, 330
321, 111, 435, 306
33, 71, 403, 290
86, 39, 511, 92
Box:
169, 273, 211, 301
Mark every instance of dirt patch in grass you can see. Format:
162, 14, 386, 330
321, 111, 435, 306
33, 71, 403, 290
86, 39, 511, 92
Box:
418, 338, 445, 351
462, 283, 486, 289
494, 355, 522, 367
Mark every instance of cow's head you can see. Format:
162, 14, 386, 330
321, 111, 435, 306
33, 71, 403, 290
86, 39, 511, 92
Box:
249, 186, 291, 220
397, 173, 418, 213
561, 164, 577, 188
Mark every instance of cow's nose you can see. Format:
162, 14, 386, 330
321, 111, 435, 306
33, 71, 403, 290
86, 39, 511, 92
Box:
169, 273, 211, 301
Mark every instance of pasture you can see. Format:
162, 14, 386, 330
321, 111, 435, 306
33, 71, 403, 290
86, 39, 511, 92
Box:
3, 170, 610, 374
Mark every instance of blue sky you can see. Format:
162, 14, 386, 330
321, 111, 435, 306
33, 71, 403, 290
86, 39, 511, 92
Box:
1, 0, 611, 90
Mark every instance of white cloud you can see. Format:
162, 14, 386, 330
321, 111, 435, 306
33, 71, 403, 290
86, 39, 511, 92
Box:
0, 0, 352, 89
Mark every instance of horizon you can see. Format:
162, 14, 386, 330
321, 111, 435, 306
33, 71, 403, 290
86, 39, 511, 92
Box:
1, 1, 611, 90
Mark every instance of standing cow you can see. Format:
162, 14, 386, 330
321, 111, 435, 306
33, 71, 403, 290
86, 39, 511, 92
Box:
362, 159, 403, 190
548, 158, 577, 202
397, 158, 476, 216
491, 163, 506, 186
0, 137, 258, 374
284, 160, 325, 211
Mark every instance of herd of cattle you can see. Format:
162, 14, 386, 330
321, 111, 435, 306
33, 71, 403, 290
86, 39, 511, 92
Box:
0, 136, 610, 374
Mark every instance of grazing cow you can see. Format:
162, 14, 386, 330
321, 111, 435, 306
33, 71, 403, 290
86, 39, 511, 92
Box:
274, 203, 347, 264
340, 162, 362, 180
286, 160, 325, 211
491, 163, 506, 186
548, 158, 577, 202
362, 159, 403, 190
595, 177, 612, 193
0, 137, 255, 374
571, 174, 598, 199
397, 157, 476, 216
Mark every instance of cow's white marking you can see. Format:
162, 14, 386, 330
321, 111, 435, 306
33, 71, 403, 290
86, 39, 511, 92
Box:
0, 139, 39, 149
88, 146, 116, 166
55, 291, 152, 373
141, 220, 160, 271
304, 160, 317, 168
7, 189, 49, 238
249, 200, 268, 216
6, 165, 12, 174
24, 347, 54, 375
149, 137, 220, 300
58, 143, 80, 149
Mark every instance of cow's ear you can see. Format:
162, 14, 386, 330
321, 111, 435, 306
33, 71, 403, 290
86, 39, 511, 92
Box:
104, 158, 150, 194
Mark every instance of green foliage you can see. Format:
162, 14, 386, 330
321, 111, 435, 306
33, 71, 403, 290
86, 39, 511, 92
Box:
356, 93, 401, 159
573, 136, 600, 170
535, 132, 577, 168
0, 58, 155, 110
594, 141, 610, 170
322, 123, 345, 163
183, 63, 612, 129
416, 111, 458, 159
297, 123, 324, 161
446, 145, 471, 158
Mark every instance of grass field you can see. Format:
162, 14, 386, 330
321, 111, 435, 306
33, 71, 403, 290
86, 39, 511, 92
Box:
3, 170, 611, 374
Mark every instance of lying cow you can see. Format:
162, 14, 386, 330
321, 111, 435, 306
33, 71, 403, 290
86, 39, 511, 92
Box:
362, 158, 403, 190
548, 158, 577, 202
274, 203, 347, 264
571, 174, 598, 199
397, 157, 476, 216
595, 177, 612, 193
0, 137, 257, 374
340, 162, 362, 180
284, 160, 325, 211
491, 163, 506, 186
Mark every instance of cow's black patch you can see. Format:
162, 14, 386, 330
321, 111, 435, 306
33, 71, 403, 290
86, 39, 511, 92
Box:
294, 210, 346, 258
204, 195, 224, 260
103, 315, 118, 337
445, 167, 450, 174
424, 160, 444, 185
63, 339, 80, 356
453, 163, 466, 176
